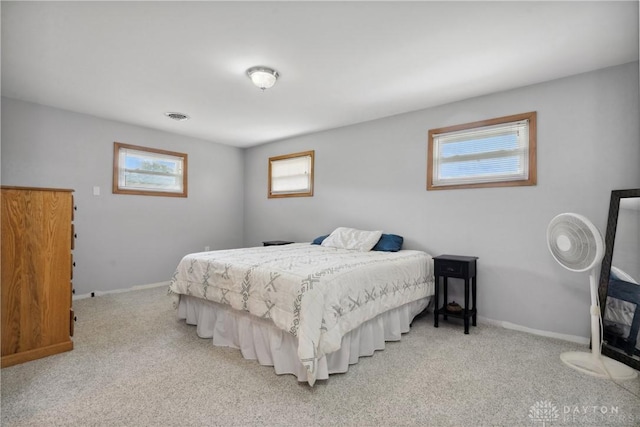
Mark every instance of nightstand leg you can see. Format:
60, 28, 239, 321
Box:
472, 275, 477, 327
434, 275, 439, 328
464, 278, 469, 334
443, 277, 448, 321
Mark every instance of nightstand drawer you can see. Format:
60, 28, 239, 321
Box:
436, 260, 465, 276
434, 255, 477, 278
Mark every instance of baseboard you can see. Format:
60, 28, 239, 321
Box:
73, 281, 170, 300
477, 315, 590, 345
1, 340, 73, 368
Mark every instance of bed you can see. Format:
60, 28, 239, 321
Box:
168, 229, 434, 385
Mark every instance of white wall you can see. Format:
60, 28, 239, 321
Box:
244, 62, 640, 339
1, 97, 245, 295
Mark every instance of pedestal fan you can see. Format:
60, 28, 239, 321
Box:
547, 213, 637, 380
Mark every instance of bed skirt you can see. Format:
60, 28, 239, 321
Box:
177, 295, 431, 382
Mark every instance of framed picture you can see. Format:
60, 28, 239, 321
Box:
113, 142, 188, 197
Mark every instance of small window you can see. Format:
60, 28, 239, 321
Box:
268, 150, 314, 198
427, 112, 536, 190
113, 142, 187, 197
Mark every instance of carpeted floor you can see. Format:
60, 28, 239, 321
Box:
1, 286, 639, 426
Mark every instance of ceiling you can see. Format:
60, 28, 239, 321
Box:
2, 1, 638, 148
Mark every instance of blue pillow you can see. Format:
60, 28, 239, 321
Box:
311, 234, 329, 245
372, 234, 403, 252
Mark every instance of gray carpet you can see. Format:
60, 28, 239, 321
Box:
1, 286, 639, 426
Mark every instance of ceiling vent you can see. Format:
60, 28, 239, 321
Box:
164, 112, 190, 122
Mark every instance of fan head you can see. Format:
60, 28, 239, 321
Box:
547, 213, 604, 272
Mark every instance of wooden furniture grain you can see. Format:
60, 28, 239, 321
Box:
1, 186, 75, 367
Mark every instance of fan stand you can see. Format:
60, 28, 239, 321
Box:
560, 271, 638, 380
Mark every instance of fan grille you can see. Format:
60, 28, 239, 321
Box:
547, 214, 602, 272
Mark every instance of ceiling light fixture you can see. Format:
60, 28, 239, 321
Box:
246, 66, 279, 90
164, 112, 190, 122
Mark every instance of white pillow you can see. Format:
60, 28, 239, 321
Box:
321, 227, 383, 252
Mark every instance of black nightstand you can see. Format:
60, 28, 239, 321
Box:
433, 255, 478, 334
262, 240, 294, 246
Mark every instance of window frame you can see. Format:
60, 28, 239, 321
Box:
268, 150, 314, 199
427, 112, 537, 191
113, 142, 188, 197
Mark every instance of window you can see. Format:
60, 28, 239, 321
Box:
268, 150, 314, 198
113, 142, 187, 197
427, 112, 536, 190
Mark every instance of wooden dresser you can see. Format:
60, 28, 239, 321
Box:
1, 186, 75, 367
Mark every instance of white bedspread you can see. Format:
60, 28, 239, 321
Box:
169, 243, 434, 385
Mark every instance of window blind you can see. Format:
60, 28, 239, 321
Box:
270, 155, 312, 194
432, 119, 529, 187
119, 147, 184, 192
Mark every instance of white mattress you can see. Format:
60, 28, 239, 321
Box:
169, 243, 434, 385
177, 294, 431, 383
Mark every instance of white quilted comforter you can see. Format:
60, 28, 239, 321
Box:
169, 243, 434, 385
